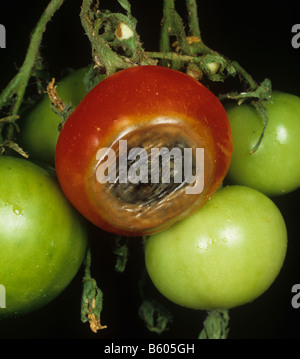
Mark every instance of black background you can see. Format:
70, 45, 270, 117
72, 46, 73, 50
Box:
1, 0, 300, 340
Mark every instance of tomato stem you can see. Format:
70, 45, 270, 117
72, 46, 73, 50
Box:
0, 0, 66, 156
186, 0, 201, 38
80, 0, 156, 76
0, 0, 273, 157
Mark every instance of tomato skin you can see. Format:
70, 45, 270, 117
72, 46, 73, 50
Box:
55, 65, 232, 236
0, 156, 88, 318
19, 67, 102, 165
145, 185, 287, 310
226, 91, 300, 196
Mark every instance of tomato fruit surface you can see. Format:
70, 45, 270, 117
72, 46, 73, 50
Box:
145, 185, 287, 310
226, 91, 300, 196
55, 65, 232, 236
0, 156, 88, 318
19, 67, 102, 165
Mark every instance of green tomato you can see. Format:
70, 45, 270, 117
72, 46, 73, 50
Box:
19, 67, 103, 165
0, 156, 88, 318
225, 91, 300, 196
145, 185, 287, 310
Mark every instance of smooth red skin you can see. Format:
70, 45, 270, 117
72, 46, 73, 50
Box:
55, 65, 232, 236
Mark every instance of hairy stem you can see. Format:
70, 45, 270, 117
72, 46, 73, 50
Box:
186, 0, 201, 38
80, 0, 128, 75
0, 0, 65, 116
159, 0, 172, 53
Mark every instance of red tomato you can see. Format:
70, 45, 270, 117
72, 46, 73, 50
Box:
55, 65, 232, 236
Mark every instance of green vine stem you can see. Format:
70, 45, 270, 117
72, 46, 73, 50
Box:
153, 0, 272, 153
186, 0, 201, 38
0, 0, 272, 156
0, 0, 65, 155
80, 0, 156, 76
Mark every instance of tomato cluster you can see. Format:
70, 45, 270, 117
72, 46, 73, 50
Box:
53, 65, 291, 311
2, 63, 298, 330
